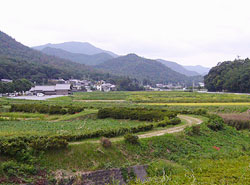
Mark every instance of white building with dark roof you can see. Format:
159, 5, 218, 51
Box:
30, 84, 71, 95
1, 79, 13, 83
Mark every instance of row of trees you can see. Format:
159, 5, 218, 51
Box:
0, 79, 33, 93
204, 59, 250, 93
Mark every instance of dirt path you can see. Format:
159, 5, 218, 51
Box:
70, 115, 203, 145
138, 115, 202, 138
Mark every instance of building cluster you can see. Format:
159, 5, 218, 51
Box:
30, 79, 117, 96
1, 79, 13, 83
144, 83, 184, 91
144, 82, 205, 91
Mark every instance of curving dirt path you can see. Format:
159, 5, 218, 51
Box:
138, 115, 202, 139
70, 115, 203, 145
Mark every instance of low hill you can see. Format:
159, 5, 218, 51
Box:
157, 59, 199, 76
41, 47, 113, 66
204, 59, 250, 93
184, 65, 210, 75
33, 41, 118, 57
0, 31, 112, 84
95, 54, 203, 85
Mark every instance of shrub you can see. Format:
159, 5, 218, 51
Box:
124, 133, 139, 144
0, 136, 68, 157
207, 114, 225, 131
49, 105, 63, 115
186, 125, 201, 136
1, 160, 37, 177
10, 104, 84, 115
169, 117, 181, 125
97, 108, 176, 122
29, 137, 68, 151
100, 137, 112, 148
157, 117, 170, 127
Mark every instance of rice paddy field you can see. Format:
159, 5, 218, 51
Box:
0, 91, 249, 184
0, 118, 150, 137
64, 91, 250, 103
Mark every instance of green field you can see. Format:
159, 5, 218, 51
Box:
68, 91, 250, 103
0, 91, 249, 184
0, 118, 151, 137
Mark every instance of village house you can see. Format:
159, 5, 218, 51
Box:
30, 84, 71, 95
96, 81, 116, 92
1, 79, 13, 83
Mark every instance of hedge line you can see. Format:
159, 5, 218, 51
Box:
173, 108, 208, 116
97, 107, 177, 121
53, 124, 154, 141
0, 136, 68, 157
10, 104, 84, 115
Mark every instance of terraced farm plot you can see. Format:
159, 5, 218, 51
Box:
54, 91, 250, 103
139, 102, 250, 106
0, 118, 150, 137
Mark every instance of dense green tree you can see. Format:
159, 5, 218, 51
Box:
0, 79, 33, 93
204, 59, 250, 93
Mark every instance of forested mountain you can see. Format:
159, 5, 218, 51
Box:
184, 65, 210, 75
95, 54, 203, 85
157, 59, 199, 76
33, 42, 118, 57
204, 59, 250, 93
41, 47, 113, 65
0, 30, 203, 87
0, 31, 114, 84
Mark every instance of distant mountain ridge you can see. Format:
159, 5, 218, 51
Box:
157, 59, 200, 76
34, 42, 209, 77
33, 41, 118, 57
41, 47, 113, 66
95, 54, 203, 85
0, 30, 204, 86
184, 65, 210, 75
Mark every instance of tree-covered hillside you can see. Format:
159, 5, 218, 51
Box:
0, 31, 119, 84
204, 59, 250, 93
96, 54, 203, 85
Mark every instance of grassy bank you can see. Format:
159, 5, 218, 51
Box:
40, 123, 250, 172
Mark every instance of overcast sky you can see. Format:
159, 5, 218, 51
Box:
1, 0, 250, 67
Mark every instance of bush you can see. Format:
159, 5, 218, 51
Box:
49, 105, 63, 114
1, 160, 37, 177
100, 137, 112, 148
98, 108, 176, 122
157, 117, 170, 127
29, 137, 68, 151
186, 125, 201, 136
10, 104, 84, 115
169, 117, 181, 125
0, 136, 68, 157
207, 114, 225, 131
124, 133, 139, 144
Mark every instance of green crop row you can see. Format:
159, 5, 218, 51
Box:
97, 107, 177, 121
10, 104, 84, 115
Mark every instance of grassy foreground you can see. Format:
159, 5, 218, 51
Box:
131, 155, 250, 184
40, 123, 250, 180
